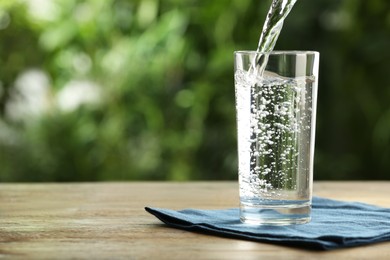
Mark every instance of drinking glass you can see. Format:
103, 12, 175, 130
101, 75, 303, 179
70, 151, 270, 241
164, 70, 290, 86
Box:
234, 51, 319, 225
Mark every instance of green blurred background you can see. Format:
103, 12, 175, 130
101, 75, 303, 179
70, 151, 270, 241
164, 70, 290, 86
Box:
0, 0, 389, 181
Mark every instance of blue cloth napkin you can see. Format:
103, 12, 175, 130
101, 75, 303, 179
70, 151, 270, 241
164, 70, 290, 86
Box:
145, 197, 390, 250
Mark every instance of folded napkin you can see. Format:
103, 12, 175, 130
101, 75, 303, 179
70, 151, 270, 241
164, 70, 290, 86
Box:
145, 197, 390, 250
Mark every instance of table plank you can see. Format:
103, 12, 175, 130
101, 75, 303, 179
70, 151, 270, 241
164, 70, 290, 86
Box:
0, 181, 389, 259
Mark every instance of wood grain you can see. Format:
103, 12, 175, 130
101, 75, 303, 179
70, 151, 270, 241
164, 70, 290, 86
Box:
0, 181, 389, 259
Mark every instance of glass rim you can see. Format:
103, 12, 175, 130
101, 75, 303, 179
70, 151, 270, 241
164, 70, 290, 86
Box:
234, 50, 319, 56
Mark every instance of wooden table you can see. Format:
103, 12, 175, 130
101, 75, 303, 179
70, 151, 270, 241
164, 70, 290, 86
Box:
0, 182, 389, 259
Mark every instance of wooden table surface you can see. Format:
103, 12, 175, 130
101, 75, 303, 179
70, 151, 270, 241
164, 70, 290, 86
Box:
0, 181, 389, 259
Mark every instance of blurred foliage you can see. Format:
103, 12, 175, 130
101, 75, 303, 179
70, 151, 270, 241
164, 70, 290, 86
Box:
0, 0, 389, 181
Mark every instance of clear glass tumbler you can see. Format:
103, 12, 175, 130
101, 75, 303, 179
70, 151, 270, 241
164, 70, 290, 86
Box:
234, 51, 319, 225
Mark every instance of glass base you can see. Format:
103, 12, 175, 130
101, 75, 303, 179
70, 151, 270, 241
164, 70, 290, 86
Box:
240, 200, 311, 225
